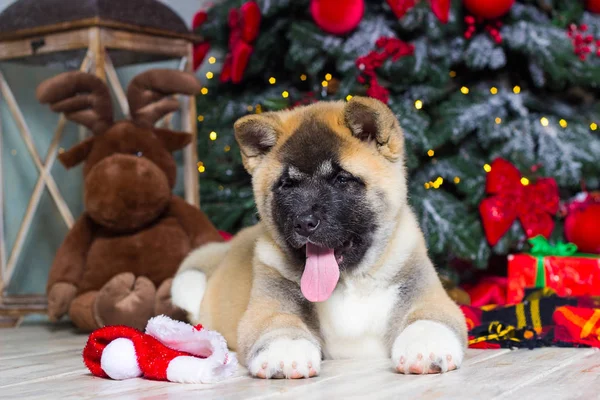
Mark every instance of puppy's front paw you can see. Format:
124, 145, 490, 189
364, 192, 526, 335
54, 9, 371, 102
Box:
248, 338, 321, 379
391, 320, 464, 375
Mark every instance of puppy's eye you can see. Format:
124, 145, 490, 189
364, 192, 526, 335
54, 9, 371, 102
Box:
336, 175, 349, 184
279, 178, 297, 190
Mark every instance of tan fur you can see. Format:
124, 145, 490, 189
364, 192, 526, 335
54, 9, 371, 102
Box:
174, 96, 466, 376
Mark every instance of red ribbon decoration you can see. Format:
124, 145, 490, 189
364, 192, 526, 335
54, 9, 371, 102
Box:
192, 11, 211, 71
479, 158, 559, 246
386, 0, 450, 23
221, 1, 261, 84
355, 37, 414, 104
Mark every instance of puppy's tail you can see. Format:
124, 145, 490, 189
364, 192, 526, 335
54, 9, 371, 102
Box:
171, 241, 231, 323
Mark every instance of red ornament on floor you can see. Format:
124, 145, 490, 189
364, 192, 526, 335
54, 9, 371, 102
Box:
463, 0, 514, 19
564, 192, 600, 254
310, 0, 364, 35
587, 0, 600, 13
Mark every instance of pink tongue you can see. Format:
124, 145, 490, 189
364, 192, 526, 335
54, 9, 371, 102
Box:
301, 243, 340, 302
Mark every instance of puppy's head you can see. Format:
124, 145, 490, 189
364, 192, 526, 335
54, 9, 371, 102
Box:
234, 97, 407, 301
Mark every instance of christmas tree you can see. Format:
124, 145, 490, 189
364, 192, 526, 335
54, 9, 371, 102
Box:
193, 0, 600, 282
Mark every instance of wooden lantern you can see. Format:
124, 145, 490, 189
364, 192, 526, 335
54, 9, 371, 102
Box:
0, 0, 204, 326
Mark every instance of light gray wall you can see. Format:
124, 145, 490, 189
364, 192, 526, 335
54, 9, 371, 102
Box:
0, 0, 217, 295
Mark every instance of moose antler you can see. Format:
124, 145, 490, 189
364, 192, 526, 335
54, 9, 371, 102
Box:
127, 69, 203, 128
36, 72, 113, 135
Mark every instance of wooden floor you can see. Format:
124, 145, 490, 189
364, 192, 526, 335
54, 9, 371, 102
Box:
1, 323, 599, 400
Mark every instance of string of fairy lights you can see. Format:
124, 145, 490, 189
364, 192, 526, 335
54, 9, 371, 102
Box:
194, 65, 599, 185
417, 71, 599, 190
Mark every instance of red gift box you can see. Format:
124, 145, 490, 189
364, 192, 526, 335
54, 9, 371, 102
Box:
507, 236, 600, 304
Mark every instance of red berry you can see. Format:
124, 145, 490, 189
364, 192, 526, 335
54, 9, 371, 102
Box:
568, 31, 574, 38
584, 46, 591, 53
494, 35, 502, 44
581, 24, 588, 31
585, 35, 594, 43
596, 49, 600, 56
490, 28, 499, 36
465, 32, 473, 39
570, 23, 577, 31
580, 54, 587, 61
596, 39, 600, 46
465, 16, 475, 24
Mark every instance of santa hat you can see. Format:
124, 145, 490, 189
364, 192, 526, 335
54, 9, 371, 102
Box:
83, 315, 237, 384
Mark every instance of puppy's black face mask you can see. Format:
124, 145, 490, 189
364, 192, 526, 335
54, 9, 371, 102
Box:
271, 120, 377, 272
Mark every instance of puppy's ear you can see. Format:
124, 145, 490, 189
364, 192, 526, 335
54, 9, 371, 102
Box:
234, 113, 281, 174
344, 96, 404, 162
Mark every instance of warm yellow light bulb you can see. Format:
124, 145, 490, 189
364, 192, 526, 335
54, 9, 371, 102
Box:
197, 115, 204, 122
247, 105, 254, 112
490, 87, 498, 95
449, 71, 457, 78
454, 176, 460, 184
521, 177, 530, 186
201, 87, 208, 95
540, 117, 549, 127
346, 94, 353, 101
321, 80, 328, 87
209, 131, 217, 141
300, 74, 307, 81
513, 85, 521, 94
282, 91, 289, 98
415, 100, 423, 110
206, 71, 213, 79
460, 86, 469, 94
424, 182, 431, 189
269, 77, 276, 84
325, 73, 332, 81
198, 165, 205, 173
591, 122, 598, 131
484, 164, 492, 172
427, 149, 435, 157
495, 117, 502, 124
208, 57, 216, 64
224, 145, 231, 152
559, 119, 568, 128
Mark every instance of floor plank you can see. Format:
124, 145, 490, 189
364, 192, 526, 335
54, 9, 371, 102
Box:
507, 349, 600, 400
0, 324, 597, 399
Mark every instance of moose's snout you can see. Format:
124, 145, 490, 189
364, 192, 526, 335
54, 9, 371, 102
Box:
84, 154, 171, 231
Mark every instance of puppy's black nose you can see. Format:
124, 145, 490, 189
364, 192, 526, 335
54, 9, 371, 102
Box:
294, 214, 320, 237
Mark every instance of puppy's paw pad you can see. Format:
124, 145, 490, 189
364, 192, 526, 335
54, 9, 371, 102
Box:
248, 338, 321, 379
391, 320, 463, 375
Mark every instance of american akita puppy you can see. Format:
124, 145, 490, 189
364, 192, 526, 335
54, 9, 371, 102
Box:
171, 96, 467, 378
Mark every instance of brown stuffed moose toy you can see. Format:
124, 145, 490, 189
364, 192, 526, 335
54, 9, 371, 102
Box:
37, 69, 223, 331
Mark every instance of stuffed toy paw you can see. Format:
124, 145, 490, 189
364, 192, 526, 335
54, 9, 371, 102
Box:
83, 315, 238, 384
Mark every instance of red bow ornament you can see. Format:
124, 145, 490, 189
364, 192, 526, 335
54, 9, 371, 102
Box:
192, 10, 211, 71
479, 158, 559, 246
221, 1, 261, 84
386, 0, 451, 23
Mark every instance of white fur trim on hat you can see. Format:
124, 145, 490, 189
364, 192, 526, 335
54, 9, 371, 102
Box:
100, 338, 142, 380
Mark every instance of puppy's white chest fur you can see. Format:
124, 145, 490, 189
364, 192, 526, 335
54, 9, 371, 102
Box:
315, 282, 397, 359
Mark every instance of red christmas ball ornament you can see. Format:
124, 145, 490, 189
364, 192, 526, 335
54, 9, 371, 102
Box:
587, 0, 600, 13
463, 0, 514, 19
564, 192, 600, 254
310, 0, 364, 35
